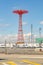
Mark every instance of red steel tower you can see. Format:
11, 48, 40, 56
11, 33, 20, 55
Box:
13, 10, 28, 44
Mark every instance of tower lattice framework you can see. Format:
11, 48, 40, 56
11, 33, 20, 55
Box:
13, 10, 28, 44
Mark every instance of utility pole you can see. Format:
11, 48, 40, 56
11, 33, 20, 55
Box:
5, 40, 7, 54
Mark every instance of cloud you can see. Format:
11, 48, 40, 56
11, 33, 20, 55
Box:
40, 21, 43, 24
12, 6, 22, 11
0, 24, 10, 27
12, 6, 26, 11
22, 22, 27, 25
12, 7, 19, 10
0, 33, 42, 43
24, 33, 31, 37
34, 35, 37, 37
0, 33, 31, 40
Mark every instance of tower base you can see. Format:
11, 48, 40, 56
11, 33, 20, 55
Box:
16, 42, 24, 44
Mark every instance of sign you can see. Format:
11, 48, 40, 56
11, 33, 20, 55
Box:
36, 38, 43, 43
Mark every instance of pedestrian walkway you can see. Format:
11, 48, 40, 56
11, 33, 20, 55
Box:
0, 59, 41, 65
22, 59, 41, 65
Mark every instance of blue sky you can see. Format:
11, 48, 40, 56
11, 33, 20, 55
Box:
0, 0, 43, 36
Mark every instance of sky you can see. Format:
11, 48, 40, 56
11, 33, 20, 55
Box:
0, 0, 43, 42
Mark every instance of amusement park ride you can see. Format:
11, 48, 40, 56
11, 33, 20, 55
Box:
13, 10, 28, 45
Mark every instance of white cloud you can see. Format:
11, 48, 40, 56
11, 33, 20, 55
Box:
0, 33, 29, 41
0, 24, 10, 27
12, 6, 21, 11
40, 21, 43, 24
0, 33, 42, 43
22, 22, 27, 25
24, 33, 31, 37
34, 35, 37, 37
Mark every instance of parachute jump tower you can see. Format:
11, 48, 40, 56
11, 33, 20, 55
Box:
13, 10, 28, 44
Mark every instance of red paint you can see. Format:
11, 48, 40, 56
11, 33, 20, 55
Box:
13, 10, 28, 44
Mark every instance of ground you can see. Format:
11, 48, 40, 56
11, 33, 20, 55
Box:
0, 54, 43, 65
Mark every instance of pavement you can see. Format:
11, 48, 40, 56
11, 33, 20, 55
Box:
0, 54, 43, 65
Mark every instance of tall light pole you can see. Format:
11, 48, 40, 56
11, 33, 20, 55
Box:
31, 24, 33, 43
39, 27, 42, 48
39, 27, 41, 38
